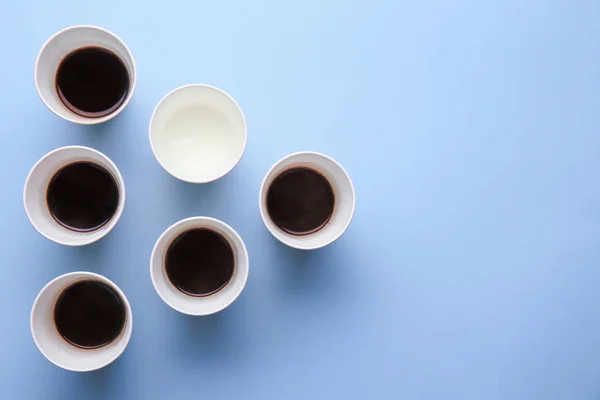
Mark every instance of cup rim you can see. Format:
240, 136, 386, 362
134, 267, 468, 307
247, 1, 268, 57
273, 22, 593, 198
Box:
149, 216, 249, 315
30, 271, 133, 372
34, 25, 137, 125
23, 145, 126, 246
258, 151, 356, 250
148, 84, 248, 184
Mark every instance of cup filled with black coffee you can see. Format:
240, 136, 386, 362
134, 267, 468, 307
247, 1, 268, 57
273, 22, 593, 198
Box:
34, 25, 136, 124
23, 146, 126, 246
259, 151, 355, 250
30, 271, 133, 371
150, 217, 249, 315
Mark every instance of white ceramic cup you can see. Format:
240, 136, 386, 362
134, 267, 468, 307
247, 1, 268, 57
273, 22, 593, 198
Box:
31, 272, 133, 372
23, 146, 126, 246
149, 84, 247, 183
34, 25, 136, 124
150, 217, 249, 315
259, 152, 356, 250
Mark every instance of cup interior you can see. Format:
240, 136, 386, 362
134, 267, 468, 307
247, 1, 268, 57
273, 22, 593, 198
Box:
150, 217, 249, 315
149, 85, 247, 183
35, 25, 136, 124
23, 146, 126, 246
30, 272, 133, 372
259, 152, 355, 250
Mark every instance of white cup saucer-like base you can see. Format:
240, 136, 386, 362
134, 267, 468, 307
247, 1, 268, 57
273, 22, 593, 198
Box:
150, 85, 247, 183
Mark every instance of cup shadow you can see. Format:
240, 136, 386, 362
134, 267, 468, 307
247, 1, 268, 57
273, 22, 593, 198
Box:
168, 310, 242, 368
57, 107, 141, 157
59, 113, 121, 145
66, 356, 124, 398
157, 168, 238, 219
267, 237, 342, 302
74, 115, 120, 136
50, 232, 114, 274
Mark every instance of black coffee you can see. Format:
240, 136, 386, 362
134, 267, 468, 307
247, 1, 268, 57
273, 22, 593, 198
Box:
47, 162, 119, 232
55, 47, 129, 118
54, 280, 126, 349
266, 167, 335, 235
165, 229, 235, 297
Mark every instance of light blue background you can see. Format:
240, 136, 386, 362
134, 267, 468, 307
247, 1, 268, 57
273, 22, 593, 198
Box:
1, 0, 600, 399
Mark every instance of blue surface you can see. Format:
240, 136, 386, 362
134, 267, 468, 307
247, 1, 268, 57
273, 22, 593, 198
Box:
2, 0, 600, 399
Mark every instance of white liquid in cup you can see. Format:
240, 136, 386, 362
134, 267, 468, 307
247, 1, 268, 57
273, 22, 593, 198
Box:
149, 85, 247, 183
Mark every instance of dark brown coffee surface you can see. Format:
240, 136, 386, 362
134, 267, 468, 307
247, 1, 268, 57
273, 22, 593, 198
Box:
54, 280, 126, 349
266, 167, 335, 235
56, 47, 129, 117
165, 229, 235, 297
47, 162, 119, 232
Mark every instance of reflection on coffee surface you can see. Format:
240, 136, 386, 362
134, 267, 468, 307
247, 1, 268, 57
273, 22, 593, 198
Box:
165, 228, 235, 296
47, 162, 119, 232
56, 47, 129, 118
54, 280, 126, 349
266, 167, 335, 235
